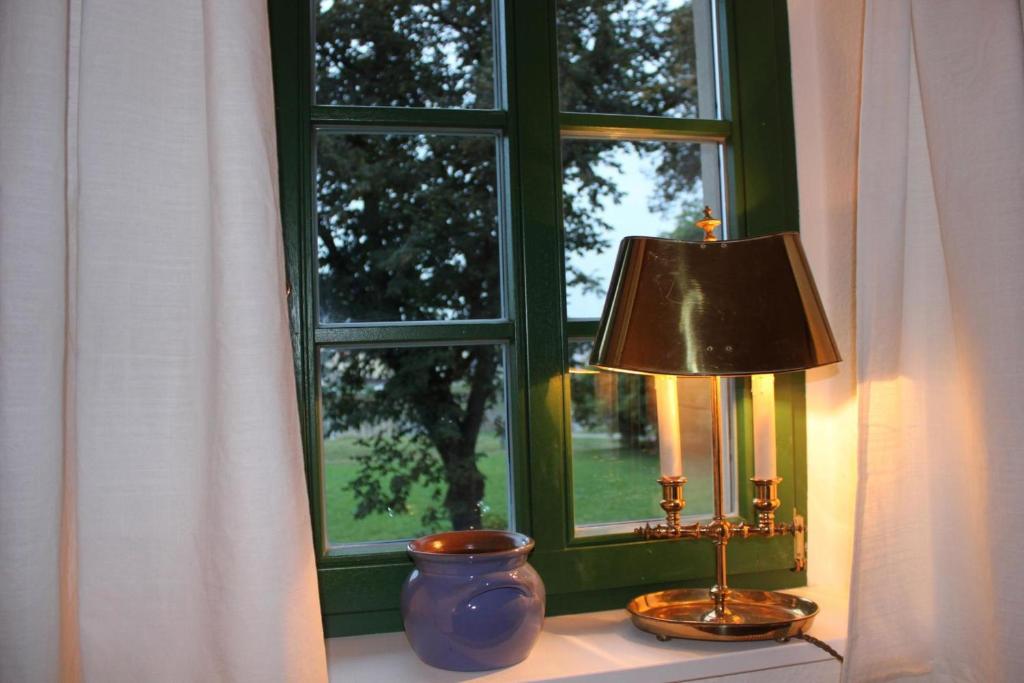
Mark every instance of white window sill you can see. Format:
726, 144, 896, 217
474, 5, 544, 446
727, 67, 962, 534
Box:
326, 584, 847, 682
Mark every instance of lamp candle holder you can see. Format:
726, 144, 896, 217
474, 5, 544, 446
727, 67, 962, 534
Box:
628, 379, 813, 642
637, 477, 798, 542
656, 475, 687, 531
751, 477, 784, 534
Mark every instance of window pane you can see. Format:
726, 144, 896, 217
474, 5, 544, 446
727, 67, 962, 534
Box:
569, 341, 717, 528
315, 0, 497, 109
562, 138, 721, 319
320, 345, 510, 548
556, 0, 716, 118
316, 132, 502, 323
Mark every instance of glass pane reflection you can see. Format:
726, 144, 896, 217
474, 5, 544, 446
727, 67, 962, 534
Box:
320, 345, 510, 547
557, 0, 717, 118
316, 0, 497, 109
562, 138, 721, 319
316, 131, 502, 323
569, 341, 716, 527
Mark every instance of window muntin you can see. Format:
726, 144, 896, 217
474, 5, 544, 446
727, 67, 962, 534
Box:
310, 0, 513, 553
311, 1, 736, 550
555, 1, 735, 540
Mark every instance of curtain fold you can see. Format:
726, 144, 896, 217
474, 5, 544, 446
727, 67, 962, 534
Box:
788, 0, 863, 598
0, 1, 328, 680
0, 2, 76, 680
847, 0, 1024, 680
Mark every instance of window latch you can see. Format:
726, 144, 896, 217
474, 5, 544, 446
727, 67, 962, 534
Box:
792, 510, 806, 572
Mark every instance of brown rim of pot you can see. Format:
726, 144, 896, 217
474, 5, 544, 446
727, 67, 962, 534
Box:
408, 529, 535, 559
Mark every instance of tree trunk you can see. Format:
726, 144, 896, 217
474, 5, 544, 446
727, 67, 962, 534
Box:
441, 457, 485, 529
436, 348, 496, 529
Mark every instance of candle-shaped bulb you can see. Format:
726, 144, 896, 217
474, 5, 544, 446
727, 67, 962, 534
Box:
654, 374, 684, 477
751, 374, 777, 479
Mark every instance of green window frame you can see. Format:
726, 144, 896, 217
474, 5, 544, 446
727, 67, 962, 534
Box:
269, 0, 805, 638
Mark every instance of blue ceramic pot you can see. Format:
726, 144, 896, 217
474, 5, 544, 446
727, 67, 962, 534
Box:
401, 530, 545, 671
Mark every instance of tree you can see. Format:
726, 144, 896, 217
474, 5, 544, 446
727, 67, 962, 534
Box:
315, 0, 703, 534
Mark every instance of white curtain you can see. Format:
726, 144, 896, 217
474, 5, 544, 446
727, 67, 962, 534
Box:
788, 0, 863, 598
0, 1, 328, 680
846, 0, 1024, 680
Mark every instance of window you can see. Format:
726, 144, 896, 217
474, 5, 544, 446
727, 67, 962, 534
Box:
270, 0, 805, 637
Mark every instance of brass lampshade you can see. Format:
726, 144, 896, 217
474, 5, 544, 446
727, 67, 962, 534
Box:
589, 232, 840, 376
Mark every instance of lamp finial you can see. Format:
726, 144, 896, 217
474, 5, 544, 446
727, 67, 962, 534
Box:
695, 206, 722, 242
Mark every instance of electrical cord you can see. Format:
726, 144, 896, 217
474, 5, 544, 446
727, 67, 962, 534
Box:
775, 632, 844, 664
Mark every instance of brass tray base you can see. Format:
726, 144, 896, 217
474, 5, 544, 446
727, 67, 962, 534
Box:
627, 588, 818, 642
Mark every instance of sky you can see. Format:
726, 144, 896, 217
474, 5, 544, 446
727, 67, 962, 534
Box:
565, 147, 707, 319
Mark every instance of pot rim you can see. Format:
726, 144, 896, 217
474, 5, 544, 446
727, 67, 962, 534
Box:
407, 529, 535, 561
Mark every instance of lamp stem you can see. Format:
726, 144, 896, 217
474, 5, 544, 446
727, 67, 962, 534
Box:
709, 376, 731, 616
710, 376, 725, 518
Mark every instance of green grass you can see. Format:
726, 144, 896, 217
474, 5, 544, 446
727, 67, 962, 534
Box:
570, 434, 713, 526
323, 431, 715, 546
323, 433, 510, 546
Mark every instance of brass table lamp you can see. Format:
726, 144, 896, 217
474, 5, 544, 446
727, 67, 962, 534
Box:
590, 209, 840, 642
